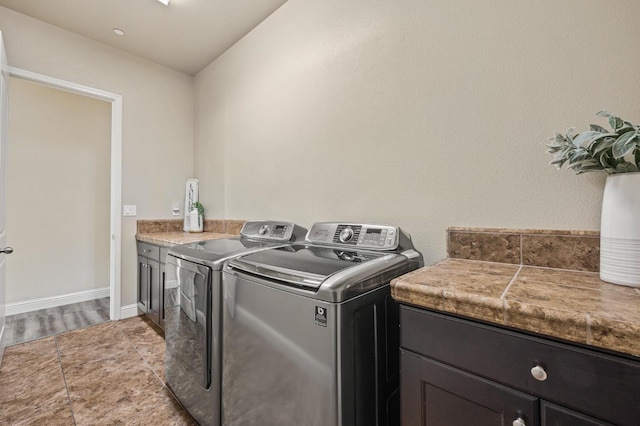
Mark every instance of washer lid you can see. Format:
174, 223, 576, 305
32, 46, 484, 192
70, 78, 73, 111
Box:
168, 237, 281, 267
227, 244, 388, 289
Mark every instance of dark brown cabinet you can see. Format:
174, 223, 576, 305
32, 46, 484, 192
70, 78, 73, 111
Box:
541, 401, 614, 426
137, 242, 167, 329
400, 305, 640, 426
402, 349, 538, 425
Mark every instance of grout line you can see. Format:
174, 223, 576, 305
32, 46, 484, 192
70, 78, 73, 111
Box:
500, 265, 523, 300
54, 336, 77, 426
114, 320, 166, 387
519, 234, 523, 265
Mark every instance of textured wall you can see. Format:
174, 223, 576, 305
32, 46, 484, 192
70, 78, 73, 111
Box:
194, 0, 639, 264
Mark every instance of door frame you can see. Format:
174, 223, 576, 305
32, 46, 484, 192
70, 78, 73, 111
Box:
7, 66, 123, 320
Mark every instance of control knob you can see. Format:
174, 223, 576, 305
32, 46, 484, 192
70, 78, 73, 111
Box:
339, 227, 354, 242
259, 224, 270, 235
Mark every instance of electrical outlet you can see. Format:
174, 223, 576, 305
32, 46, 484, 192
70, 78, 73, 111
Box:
123, 205, 137, 216
172, 202, 181, 216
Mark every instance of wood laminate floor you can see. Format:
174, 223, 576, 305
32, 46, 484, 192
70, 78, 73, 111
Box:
3, 297, 111, 346
0, 315, 194, 425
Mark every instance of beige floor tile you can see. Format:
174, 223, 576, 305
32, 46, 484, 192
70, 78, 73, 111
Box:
0, 337, 58, 376
64, 349, 191, 425
116, 316, 166, 381
0, 338, 73, 425
1, 314, 188, 425
56, 322, 133, 369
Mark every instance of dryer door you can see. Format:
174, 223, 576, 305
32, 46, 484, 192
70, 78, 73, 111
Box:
165, 254, 212, 390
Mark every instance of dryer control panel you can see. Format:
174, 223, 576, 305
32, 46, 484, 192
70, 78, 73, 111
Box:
240, 221, 304, 242
306, 222, 399, 250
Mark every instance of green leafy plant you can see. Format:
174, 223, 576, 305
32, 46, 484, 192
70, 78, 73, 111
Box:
546, 111, 640, 174
192, 201, 204, 217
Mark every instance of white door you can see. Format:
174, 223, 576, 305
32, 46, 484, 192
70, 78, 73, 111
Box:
0, 31, 11, 366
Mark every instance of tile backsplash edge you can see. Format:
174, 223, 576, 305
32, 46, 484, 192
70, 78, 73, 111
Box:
447, 227, 600, 273
137, 219, 246, 235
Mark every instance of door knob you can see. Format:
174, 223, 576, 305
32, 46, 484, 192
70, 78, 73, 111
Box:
0, 247, 13, 254
512, 418, 526, 426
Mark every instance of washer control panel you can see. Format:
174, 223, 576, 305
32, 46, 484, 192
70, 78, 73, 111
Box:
240, 221, 297, 241
306, 222, 399, 250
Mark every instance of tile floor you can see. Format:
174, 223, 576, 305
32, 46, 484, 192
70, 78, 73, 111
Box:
0, 315, 195, 425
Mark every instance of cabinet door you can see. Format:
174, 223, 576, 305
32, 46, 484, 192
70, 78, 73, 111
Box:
541, 401, 614, 426
401, 349, 539, 426
147, 258, 160, 325
137, 255, 149, 313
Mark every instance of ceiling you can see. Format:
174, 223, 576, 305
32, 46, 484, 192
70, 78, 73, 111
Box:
0, 0, 288, 76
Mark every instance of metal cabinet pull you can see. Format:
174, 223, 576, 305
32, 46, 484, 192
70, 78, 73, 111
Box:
512, 418, 526, 426
530, 365, 548, 381
0, 247, 13, 254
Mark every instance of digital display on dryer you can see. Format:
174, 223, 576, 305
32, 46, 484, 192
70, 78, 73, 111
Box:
272, 225, 287, 238
362, 227, 386, 246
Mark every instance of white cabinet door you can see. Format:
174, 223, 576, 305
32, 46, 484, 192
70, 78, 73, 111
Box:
0, 31, 10, 366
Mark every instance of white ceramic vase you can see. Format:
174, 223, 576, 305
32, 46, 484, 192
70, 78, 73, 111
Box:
600, 172, 640, 287
189, 209, 203, 233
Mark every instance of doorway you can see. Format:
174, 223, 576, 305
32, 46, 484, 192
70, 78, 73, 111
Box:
6, 67, 122, 321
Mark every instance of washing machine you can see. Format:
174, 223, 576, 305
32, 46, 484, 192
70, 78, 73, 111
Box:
221, 222, 423, 426
163, 220, 307, 426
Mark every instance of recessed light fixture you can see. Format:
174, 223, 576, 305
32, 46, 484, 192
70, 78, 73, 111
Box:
113, 28, 125, 36
157, 0, 170, 5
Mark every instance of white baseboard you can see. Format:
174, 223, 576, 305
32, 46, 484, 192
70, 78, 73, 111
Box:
119, 304, 139, 320
5, 287, 110, 316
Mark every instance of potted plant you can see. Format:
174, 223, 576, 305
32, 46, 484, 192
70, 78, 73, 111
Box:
546, 110, 640, 174
546, 111, 640, 287
189, 201, 205, 233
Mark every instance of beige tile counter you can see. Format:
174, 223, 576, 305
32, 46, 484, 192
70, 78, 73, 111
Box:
135, 218, 246, 247
392, 259, 640, 357
136, 231, 237, 247
392, 227, 640, 358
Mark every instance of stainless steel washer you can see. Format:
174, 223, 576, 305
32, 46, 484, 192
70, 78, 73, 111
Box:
221, 222, 423, 426
164, 220, 307, 426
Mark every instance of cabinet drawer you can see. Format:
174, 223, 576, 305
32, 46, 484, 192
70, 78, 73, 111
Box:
137, 242, 160, 260
400, 306, 640, 426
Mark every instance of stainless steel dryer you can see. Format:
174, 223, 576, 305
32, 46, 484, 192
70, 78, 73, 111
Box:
163, 220, 307, 426
221, 222, 423, 426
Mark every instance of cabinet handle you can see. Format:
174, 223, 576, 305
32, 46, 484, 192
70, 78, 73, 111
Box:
530, 365, 548, 381
143, 249, 151, 253
0, 247, 13, 254
512, 418, 526, 426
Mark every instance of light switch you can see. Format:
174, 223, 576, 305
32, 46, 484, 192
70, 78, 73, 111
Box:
171, 202, 180, 216
123, 205, 137, 216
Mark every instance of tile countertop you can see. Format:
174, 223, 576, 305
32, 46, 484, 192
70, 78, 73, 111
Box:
135, 218, 246, 247
136, 231, 237, 247
391, 227, 640, 359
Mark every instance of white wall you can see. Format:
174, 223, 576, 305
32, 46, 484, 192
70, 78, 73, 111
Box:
0, 7, 194, 306
7, 77, 110, 303
194, 0, 640, 265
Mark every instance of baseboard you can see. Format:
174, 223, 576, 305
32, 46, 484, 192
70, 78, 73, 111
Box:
119, 304, 139, 320
5, 287, 110, 316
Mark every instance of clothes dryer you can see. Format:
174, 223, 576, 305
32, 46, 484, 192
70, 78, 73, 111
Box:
164, 220, 306, 426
